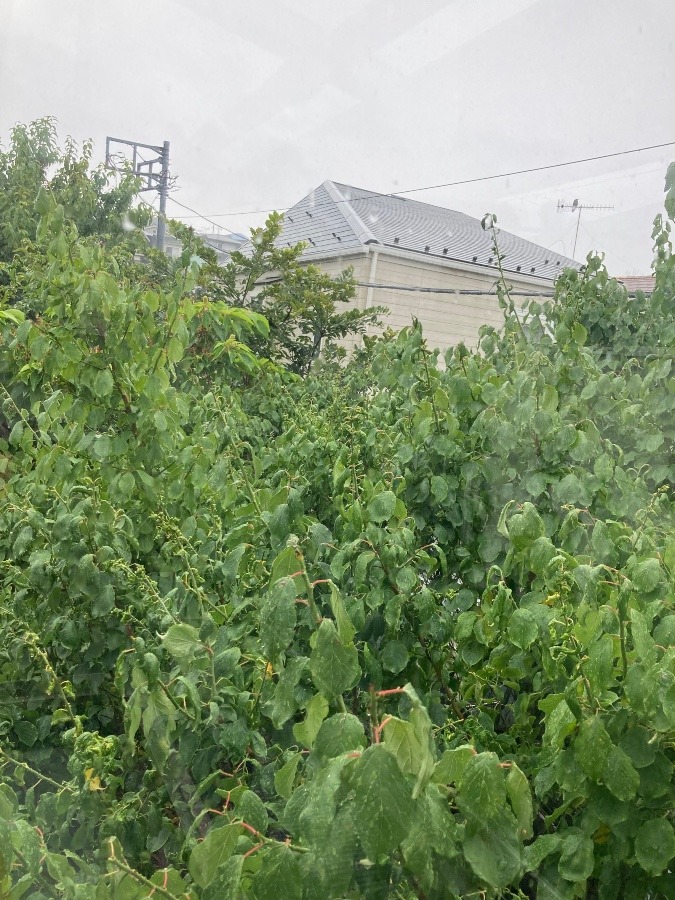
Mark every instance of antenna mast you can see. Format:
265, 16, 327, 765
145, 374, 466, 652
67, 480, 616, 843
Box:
557, 198, 613, 259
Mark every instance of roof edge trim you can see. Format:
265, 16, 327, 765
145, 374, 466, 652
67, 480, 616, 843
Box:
323, 180, 379, 247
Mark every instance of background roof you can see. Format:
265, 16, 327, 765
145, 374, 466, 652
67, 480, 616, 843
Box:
267, 180, 579, 280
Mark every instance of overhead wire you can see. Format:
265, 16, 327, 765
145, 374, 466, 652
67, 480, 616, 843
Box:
165, 195, 238, 235
135, 140, 673, 275
173, 139, 675, 219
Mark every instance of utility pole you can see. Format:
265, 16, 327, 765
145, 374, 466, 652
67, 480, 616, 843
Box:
105, 136, 170, 252
557, 198, 613, 259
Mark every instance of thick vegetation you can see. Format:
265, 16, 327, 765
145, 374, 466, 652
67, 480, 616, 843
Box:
0, 125, 674, 898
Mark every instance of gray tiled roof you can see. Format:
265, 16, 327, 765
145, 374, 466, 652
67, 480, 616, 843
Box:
244, 180, 579, 281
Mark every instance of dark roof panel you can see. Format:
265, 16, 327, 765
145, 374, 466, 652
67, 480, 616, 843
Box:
332, 182, 578, 280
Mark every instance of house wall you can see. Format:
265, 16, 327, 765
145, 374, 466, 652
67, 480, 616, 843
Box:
308, 248, 555, 355
255, 248, 555, 358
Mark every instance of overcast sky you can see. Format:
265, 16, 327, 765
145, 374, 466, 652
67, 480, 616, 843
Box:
2, 0, 673, 273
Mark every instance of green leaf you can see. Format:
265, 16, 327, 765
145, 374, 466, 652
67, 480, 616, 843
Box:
433, 745, 475, 785
631, 558, 662, 593
8, 421, 24, 447
349, 744, 415, 859
663, 681, 675, 728
664, 541, 675, 577
603, 745, 639, 801
220, 544, 246, 589
571, 322, 587, 345
275, 753, 302, 800
166, 336, 184, 363
14, 721, 38, 747
508, 608, 538, 649
201, 855, 244, 900
93, 434, 112, 458
381, 640, 409, 673
236, 790, 268, 835
574, 717, 613, 781
311, 806, 358, 897
118, 471, 136, 496
313, 713, 366, 763
162, 623, 202, 663
462, 809, 522, 890
35, 186, 50, 215
367, 491, 397, 523
456, 752, 506, 823
251, 844, 302, 900
382, 717, 423, 777
329, 583, 355, 644
260, 578, 297, 664
92, 583, 115, 617
430, 475, 449, 503
265, 656, 307, 728
618, 726, 656, 769
553, 473, 585, 506
188, 823, 241, 888
629, 608, 656, 664
293, 693, 329, 748
634, 818, 675, 876
269, 546, 302, 585
544, 699, 577, 748
93, 367, 114, 398
297, 757, 351, 848
523, 834, 561, 871
0, 784, 18, 820
396, 566, 418, 593
586, 634, 614, 693
506, 763, 533, 839
507, 502, 545, 549
309, 619, 360, 699
558, 829, 594, 882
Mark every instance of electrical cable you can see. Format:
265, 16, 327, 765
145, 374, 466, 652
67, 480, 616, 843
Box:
165, 195, 238, 235
174, 139, 675, 219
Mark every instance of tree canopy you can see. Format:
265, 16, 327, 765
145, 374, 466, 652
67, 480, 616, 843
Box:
0, 124, 674, 898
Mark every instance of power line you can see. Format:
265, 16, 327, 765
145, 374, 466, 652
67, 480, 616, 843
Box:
395, 141, 675, 195
165, 194, 238, 235
356, 283, 555, 297
174, 139, 675, 219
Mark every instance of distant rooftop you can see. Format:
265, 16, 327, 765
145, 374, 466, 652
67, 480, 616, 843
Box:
616, 275, 655, 294
252, 180, 579, 281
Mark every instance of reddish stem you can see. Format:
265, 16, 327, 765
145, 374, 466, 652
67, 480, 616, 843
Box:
243, 842, 264, 859
373, 715, 393, 744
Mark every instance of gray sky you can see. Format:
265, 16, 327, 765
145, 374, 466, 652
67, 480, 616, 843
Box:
2, 0, 673, 273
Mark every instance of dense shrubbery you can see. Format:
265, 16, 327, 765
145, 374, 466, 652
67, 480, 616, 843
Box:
0, 127, 674, 897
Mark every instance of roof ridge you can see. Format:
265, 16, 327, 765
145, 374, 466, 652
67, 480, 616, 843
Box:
323, 181, 379, 246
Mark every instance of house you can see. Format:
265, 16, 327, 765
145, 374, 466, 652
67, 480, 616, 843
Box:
616, 275, 655, 294
143, 220, 247, 263
249, 180, 579, 353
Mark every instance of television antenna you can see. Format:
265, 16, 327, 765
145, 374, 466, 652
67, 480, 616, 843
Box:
557, 198, 614, 259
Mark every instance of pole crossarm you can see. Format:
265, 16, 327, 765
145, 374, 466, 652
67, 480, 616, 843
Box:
106, 136, 170, 251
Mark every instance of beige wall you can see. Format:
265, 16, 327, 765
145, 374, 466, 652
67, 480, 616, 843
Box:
255, 249, 554, 357
313, 249, 554, 355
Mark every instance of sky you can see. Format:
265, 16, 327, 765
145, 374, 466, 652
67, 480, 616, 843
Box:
1, 0, 673, 274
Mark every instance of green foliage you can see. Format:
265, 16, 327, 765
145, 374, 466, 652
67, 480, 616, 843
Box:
198, 211, 385, 375
0, 127, 674, 898
0, 117, 147, 265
